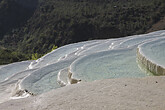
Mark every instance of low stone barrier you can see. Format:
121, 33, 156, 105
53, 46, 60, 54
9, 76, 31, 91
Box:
137, 46, 165, 75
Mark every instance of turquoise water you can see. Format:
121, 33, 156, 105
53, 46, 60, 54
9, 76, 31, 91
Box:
0, 30, 165, 99
22, 58, 77, 94
139, 37, 165, 67
0, 61, 31, 82
70, 48, 151, 82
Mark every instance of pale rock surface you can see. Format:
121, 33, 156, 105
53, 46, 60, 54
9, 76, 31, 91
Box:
0, 76, 165, 110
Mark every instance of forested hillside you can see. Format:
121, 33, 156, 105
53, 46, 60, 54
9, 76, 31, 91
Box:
0, 0, 38, 39
0, 0, 165, 64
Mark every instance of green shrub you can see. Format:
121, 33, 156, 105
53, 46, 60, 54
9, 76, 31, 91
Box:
31, 53, 40, 60
51, 45, 58, 51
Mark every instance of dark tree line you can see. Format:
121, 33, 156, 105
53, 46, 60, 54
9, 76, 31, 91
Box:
0, 0, 165, 64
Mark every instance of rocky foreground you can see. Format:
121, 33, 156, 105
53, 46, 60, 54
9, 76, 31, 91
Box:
0, 76, 165, 110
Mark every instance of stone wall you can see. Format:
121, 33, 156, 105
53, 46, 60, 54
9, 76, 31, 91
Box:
137, 47, 165, 75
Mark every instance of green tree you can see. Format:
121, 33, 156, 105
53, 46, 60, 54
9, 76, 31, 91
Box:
51, 45, 58, 51
31, 53, 40, 60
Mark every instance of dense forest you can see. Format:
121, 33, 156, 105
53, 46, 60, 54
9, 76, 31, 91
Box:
0, 0, 165, 64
